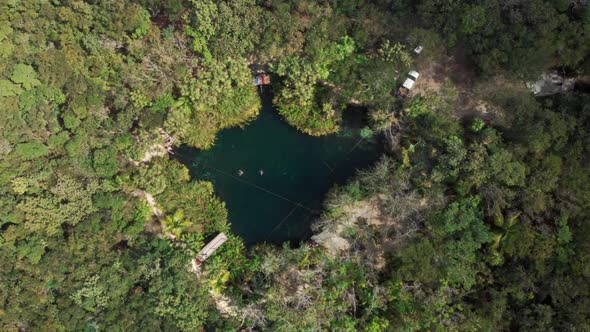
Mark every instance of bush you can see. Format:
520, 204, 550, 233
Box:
16, 141, 49, 160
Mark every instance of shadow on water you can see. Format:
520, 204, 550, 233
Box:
175, 89, 383, 245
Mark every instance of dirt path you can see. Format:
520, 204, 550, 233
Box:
132, 190, 163, 220
412, 46, 477, 94
131, 128, 175, 165
409, 46, 515, 122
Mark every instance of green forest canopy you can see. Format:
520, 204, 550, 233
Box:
0, 0, 589, 331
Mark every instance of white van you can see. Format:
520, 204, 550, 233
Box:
402, 70, 420, 90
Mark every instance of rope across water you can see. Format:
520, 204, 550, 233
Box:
172, 134, 373, 238
173, 150, 319, 214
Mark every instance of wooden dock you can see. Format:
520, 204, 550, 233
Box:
195, 232, 228, 265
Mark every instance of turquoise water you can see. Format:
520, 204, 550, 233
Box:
176, 92, 382, 244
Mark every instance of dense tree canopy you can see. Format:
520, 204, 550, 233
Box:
1, 0, 589, 331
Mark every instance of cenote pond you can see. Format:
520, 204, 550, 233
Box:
175, 91, 382, 244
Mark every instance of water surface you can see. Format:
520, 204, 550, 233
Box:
176, 92, 381, 244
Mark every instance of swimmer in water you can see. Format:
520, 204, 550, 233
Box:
238, 170, 244, 176
259, 169, 264, 176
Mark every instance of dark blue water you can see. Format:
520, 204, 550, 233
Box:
176, 92, 381, 244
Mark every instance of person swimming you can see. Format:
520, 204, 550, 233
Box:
259, 169, 264, 176
238, 169, 244, 176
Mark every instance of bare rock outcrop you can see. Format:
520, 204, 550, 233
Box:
526, 72, 576, 96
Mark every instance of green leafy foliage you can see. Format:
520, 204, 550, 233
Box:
10, 64, 41, 89
430, 197, 492, 289
92, 147, 118, 178
414, 0, 590, 77
1, 1, 589, 331
15, 175, 99, 236
377, 41, 412, 68
15, 141, 49, 160
165, 58, 260, 148
162, 209, 192, 239
0, 79, 22, 96
186, 0, 260, 59
271, 35, 358, 136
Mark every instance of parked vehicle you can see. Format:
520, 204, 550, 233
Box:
397, 70, 420, 98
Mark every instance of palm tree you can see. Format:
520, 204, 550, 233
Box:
162, 209, 192, 239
